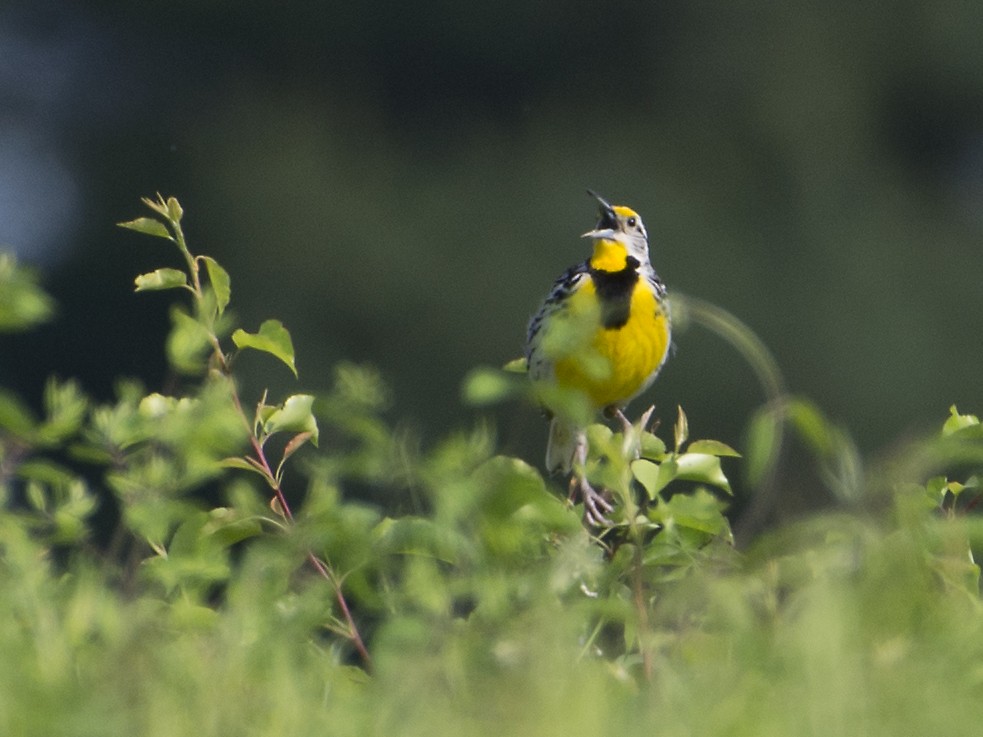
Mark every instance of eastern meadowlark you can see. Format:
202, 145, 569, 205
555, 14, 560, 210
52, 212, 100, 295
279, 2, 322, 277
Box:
526, 192, 671, 523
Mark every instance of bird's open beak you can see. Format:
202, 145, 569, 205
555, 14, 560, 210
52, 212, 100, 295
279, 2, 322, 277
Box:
582, 189, 619, 239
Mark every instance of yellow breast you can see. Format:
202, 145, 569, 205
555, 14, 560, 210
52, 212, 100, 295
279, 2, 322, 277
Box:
553, 279, 670, 410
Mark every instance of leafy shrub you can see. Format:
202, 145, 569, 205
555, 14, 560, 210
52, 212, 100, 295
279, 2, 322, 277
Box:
1, 197, 981, 736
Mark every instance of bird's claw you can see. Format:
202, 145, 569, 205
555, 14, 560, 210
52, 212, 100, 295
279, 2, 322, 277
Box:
571, 474, 614, 527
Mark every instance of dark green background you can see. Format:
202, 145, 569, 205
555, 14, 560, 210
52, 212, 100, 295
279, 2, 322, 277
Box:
2, 1, 982, 512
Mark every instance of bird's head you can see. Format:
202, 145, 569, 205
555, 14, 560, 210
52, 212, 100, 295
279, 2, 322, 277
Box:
582, 190, 650, 272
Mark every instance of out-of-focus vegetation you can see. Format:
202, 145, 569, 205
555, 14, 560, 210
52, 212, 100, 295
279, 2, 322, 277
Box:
2, 199, 983, 735
2, 2, 982, 522
2, 2, 983, 730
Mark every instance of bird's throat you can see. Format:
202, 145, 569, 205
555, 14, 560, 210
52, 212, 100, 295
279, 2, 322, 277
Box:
589, 239, 630, 272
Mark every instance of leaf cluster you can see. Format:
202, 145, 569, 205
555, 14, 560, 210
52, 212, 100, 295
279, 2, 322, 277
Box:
1, 198, 983, 736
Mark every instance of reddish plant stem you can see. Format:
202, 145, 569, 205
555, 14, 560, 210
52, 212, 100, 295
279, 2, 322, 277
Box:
201, 306, 371, 667
229, 378, 373, 670
172, 211, 372, 669
963, 492, 983, 515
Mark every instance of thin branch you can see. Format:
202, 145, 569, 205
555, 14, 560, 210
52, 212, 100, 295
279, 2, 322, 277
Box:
630, 541, 654, 680
158, 201, 372, 670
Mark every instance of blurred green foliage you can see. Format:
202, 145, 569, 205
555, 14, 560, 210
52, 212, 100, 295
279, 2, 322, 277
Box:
0, 254, 54, 332
5, 1, 982, 516
3, 199, 983, 735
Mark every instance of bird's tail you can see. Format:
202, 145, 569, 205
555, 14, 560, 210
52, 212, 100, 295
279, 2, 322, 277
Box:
545, 416, 579, 474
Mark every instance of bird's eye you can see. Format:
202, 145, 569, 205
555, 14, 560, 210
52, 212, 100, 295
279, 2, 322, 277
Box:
627, 216, 637, 228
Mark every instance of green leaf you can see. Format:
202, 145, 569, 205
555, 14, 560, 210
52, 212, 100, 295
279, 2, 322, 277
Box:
586, 422, 614, 448
0, 388, 38, 437
168, 600, 220, 630
281, 431, 316, 464
219, 456, 265, 474
167, 306, 213, 374
200, 256, 231, 315
946, 480, 967, 498
462, 366, 522, 406
529, 384, 594, 427
0, 254, 55, 332
674, 405, 688, 453
51, 481, 96, 543
675, 452, 733, 495
26, 482, 47, 513
232, 320, 297, 377
16, 459, 79, 489
36, 378, 88, 446
330, 362, 391, 410
943, 405, 981, 437
262, 394, 319, 445
787, 398, 837, 456
203, 507, 263, 547
687, 439, 741, 457
134, 268, 188, 292
373, 516, 465, 564
139, 194, 170, 219
743, 404, 780, 488
118, 216, 172, 239
640, 431, 667, 460
663, 487, 731, 537
503, 356, 527, 373
166, 197, 184, 223
631, 458, 679, 500
785, 397, 863, 501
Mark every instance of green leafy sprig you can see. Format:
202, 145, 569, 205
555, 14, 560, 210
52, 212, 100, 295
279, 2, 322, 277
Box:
120, 194, 368, 666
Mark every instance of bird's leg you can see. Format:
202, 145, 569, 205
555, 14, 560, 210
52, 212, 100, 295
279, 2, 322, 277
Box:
567, 429, 614, 526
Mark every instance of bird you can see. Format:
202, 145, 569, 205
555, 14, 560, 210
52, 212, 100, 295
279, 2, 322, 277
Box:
525, 191, 671, 524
